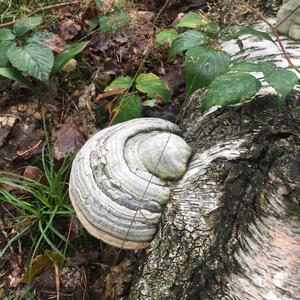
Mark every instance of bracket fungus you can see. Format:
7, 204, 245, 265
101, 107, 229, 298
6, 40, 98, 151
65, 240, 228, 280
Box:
69, 118, 192, 249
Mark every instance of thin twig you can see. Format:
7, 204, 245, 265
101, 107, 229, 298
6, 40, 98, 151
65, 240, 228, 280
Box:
0, 0, 82, 28
245, 2, 300, 75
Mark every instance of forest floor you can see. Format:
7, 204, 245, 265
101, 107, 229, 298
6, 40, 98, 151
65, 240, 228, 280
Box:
0, 0, 280, 299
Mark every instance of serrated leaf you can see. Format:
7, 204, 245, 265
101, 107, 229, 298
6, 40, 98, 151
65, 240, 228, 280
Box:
8, 43, 54, 83
201, 73, 261, 112
0, 29, 15, 41
223, 26, 273, 42
13, 16, 43, 37
230, 61, 278, 75
26, 32, 54, 44
155, 29, 178, 47
112, 94, 142, 124
0, 67, 36, 93
0, 41, 14, 67
264, 69, 299, 105
169, 30, 212, 57
175, 12, 220, 34
136, 73, 171, 102
184, 46, 230, 96
105, 75, 133, 91
52, 41, 88, 75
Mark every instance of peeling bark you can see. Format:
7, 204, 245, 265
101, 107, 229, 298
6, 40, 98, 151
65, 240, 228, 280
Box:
128, 22, 300, 300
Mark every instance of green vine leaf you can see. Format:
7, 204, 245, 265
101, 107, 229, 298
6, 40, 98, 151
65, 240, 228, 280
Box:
8, 43, 54, 83
169, 30, 212, 57
136, 73, 171, 102
155, 29, 178, 47
99, 10, 130, 35
0, 41, 15, 67
13, 16, 43, 37
105, 75, 133, 91
201, 73, 261, 112
264, 69, 299, 105
112, 94, 142, 124
184, 46, 230, 96
0, 28, 16, 41
175, 12, 220, 34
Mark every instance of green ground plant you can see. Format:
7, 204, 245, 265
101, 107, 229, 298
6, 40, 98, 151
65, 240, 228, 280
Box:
155, 12, 299, 112
0, 134, 74, 261
104, 73, 171, 124
0, 15, 88, 95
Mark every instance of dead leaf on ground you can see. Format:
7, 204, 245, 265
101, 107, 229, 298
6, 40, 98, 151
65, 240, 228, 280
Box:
23, 166, 43, 181
53, 119, 85, 160
96, 87, 126, 101
59, 19, 82, 41
43, 34, 65, 53
0, 116, 16, 147
21, 251, 62, 283
0, 120, 43, 160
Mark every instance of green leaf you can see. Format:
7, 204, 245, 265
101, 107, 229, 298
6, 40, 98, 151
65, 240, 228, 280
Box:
223, 26, 273, 42
155, 29, 178, 47
175, 12, 220, 34
112, 94, 142, 124
184, 46, 230, 95
105, 75, 133, 91
264, 69, 299, 105
0, 67, 36, 93
7, 43, 54, 83
13, 16, 43, 37
0, 41, 14, 67
136, 73, 171, 102
230, 61, 278, 75
169, 30, 212, 57
26, 32, 54, 44
52, 41, 88, 75
201, 73, 261, 112
0, 28, 15, 41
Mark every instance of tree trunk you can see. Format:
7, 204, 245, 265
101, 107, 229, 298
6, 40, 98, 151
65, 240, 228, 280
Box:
128, 23, 300, 300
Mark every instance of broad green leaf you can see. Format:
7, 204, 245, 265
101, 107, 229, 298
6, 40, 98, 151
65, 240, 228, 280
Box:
201, 73, 261, 112
230, 61, 264, 72
136, 73, 171, 102
13, 16, 43, 37
175, 12, 220, 34
52, 41, 88, 75
105, 75, 133, 91
223, 26, 273, 42
0, 41, 14, 67
26, 32, 54, 44
184, 46, 230, 96
264, 69, 299, 105
8, 43, 54, 83
169, 30, 212, 57
0, 67, 36, 93
112, 94, 142, 124
155, 29, 178, 47
230, 61, 278, 75
0, 28, 15, 41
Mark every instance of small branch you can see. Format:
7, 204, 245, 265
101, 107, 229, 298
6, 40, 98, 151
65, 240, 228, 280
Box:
0, 0, 82, 28
245, 3, 300, 75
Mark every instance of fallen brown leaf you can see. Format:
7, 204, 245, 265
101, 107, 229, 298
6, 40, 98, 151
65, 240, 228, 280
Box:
53, 119, 85, 160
